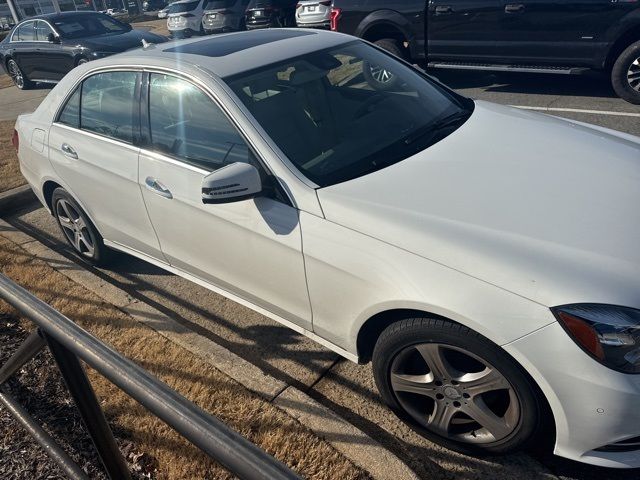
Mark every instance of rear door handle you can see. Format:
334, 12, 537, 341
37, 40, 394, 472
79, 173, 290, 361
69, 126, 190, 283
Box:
505, 3, 525, 13
61, 143, 77, 159
145, 177, 173, 199
435, 5, 453, 14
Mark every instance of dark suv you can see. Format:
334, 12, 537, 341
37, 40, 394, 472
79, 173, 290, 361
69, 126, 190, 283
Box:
331, 0, 640, 104
245, 0, 297, 29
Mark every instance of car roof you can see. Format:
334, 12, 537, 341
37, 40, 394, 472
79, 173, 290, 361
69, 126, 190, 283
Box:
94, 28, 355, 79
16, 11, 107, 22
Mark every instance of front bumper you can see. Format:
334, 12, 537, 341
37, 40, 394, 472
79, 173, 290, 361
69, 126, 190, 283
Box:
505, 322, 640, 468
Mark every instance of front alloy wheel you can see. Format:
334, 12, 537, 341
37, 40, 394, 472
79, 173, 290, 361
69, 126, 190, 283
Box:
390, 343, 519, 444
373, 317, 546, 455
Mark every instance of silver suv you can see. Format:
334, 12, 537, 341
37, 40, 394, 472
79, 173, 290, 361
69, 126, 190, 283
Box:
295, 0, 331, 29
202, 0, 251, 33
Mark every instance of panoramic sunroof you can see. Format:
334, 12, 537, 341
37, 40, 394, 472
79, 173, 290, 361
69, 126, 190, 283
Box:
163, 30, 316, 57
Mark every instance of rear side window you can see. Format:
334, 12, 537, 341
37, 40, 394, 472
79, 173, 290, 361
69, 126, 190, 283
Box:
147, 73, 250, 170
80, 71, 139, 143
13, 22, 36, 41
58, 87, 81, 128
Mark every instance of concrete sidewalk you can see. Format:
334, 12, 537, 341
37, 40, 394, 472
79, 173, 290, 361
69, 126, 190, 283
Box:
0, 84, 50, 121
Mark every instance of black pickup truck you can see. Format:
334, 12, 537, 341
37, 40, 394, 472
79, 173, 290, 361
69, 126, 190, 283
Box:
330, 0, 640, 104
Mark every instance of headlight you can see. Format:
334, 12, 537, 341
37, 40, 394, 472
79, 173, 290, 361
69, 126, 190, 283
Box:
552, 304, 640, 374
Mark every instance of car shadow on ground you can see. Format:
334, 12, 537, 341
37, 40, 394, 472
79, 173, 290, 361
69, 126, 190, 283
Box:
6, 204, 640, 480
430, 70, 618, 99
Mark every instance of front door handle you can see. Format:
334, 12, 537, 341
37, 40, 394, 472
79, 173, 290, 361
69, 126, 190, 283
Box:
505, 3, 525, 13
145, 177, 173, 199
435, 5, 453, 14
61, 143, 77, 159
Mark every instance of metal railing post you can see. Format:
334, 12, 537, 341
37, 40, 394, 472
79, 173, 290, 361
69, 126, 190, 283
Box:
0, 329, 46, 385
45, 334, 133, 480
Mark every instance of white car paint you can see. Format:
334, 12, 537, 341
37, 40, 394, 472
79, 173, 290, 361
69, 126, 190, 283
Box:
13, 30, 640, 469
166, 0, 207, 35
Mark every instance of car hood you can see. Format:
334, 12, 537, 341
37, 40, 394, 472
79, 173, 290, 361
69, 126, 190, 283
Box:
70, 29, 167, 52
317, 101, 640, 308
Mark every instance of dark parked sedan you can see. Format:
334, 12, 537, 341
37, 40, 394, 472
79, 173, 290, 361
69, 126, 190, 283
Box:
245, 0, 296, 30
0, 12, 167, 90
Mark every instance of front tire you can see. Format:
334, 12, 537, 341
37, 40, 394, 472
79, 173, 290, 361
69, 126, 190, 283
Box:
372, 317, 545, 456
52, 188, 113, 266
6, 59, 33, 90
611, 40, 640, 105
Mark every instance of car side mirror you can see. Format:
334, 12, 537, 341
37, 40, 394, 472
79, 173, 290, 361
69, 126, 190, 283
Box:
202, 162, 262, 204
47, 33, 60, 43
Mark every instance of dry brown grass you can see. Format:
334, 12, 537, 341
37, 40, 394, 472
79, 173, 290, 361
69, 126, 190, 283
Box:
0, 74, 13, 89
0, 235, 370, 480
0, 120, 25, 193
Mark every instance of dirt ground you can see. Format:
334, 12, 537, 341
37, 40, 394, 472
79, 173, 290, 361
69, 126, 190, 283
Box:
0, 120, 24, 193
0, 234, 370, 480
0, 314, 156, 480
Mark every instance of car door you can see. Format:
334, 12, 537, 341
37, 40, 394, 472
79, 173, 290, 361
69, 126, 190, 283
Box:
427, 0, 506, 61
32, 20, 74, 81
10, 21, 38, 77
48, 70, 165, 260
138, 72, 312, 330
497, 0, 638, 66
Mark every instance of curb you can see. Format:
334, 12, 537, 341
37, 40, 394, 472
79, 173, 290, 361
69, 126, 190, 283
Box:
0, 217, 419, 480
0, 185, 37, 214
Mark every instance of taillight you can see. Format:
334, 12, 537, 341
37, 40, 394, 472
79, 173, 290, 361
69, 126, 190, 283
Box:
11, 129, 19, 152
330, 7, 341, 31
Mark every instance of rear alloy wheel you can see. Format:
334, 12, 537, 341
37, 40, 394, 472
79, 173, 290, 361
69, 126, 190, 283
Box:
7, 59, 32, 90
52, 188, 113, 266
373, 318, 545, 455
611, 40, 640, 105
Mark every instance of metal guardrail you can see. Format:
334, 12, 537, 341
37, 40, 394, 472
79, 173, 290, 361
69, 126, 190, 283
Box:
0, 273, 301, 480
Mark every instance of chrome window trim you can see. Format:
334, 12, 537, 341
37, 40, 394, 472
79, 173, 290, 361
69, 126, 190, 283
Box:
52, 122, 141, 154
51, 64, 295, 205
10, 19, 59, 43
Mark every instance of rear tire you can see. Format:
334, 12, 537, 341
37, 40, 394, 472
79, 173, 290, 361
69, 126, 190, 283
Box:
372, 317, 546, 456
51, 188, 113, 266
6, 59, 33, 90
611, 40, 640, 105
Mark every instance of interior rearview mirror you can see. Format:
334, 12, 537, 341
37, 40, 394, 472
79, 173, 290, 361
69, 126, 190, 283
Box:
202, 162, 262, 204
47, 33, 60, 44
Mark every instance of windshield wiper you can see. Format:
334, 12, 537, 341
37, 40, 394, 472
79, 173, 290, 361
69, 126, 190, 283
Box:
403, 110, 472, 146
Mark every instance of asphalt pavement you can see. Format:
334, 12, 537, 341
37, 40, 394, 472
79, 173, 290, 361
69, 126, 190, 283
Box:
2, 70, 640, 480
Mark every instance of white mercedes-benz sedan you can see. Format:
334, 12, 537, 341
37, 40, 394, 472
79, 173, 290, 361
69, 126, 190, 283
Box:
13, 28, 640, 468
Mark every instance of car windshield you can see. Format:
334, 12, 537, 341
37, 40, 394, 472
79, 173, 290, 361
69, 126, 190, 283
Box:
53, 14, 130, 39
225, 41, 473, 187
204, 0, 235, 8
169, 1, 199, 13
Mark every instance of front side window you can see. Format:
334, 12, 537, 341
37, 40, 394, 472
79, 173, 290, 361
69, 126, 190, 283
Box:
13, 21, 36, 42
80, 71, 139, 143
34, 21, 55, 41
225, 41, 472, 187
148, 73, 251, 171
